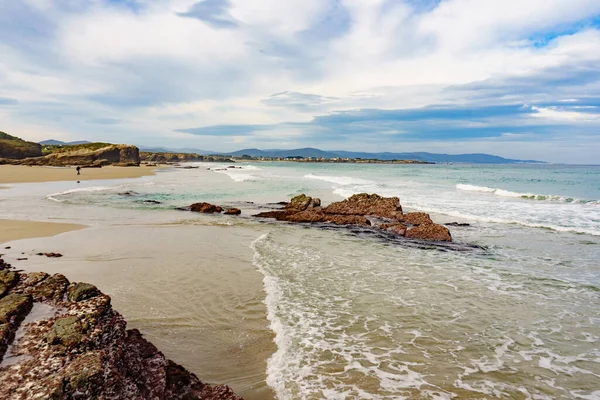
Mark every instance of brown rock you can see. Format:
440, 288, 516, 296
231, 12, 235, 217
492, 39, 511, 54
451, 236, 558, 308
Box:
401, 212, 433, 226
285, 194, 321, 212
323, 193, 403, 219
190, 202, 223, 213
381, 223, 407, 236
0, 270, 243, 400
224, 208, 242, 215
405, 223, 452, 242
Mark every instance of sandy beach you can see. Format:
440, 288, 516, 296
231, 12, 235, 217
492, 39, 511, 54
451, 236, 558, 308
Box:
0, 164, 158, 184
0, 219, 86, 243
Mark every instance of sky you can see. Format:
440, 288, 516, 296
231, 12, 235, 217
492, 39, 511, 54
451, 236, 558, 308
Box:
1, 0, 600, 163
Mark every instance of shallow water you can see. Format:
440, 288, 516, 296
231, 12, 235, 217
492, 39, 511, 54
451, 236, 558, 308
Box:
2, 163, 599, 399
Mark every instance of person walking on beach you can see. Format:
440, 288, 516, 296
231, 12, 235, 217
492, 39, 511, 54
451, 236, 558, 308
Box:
76, 166, 81, 175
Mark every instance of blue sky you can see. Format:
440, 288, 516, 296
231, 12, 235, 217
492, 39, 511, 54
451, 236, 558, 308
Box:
1, 0, 600, 163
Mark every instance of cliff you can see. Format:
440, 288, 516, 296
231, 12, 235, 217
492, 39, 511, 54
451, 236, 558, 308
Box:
1, 143, 141, 167
0, 132, 42, 159
0, 257, 242, 400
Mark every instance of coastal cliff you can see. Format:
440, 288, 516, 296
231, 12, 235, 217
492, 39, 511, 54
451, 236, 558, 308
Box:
0, 132, 42, 159
0, 257, 242, 400
0, 143, 141, 167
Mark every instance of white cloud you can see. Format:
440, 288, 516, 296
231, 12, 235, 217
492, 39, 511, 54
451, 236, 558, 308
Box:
1, 0, 600, 162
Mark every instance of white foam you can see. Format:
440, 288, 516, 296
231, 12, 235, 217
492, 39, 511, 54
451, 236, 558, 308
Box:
305, 173, 374, 186
456, 184, 598, 204
46, 186, 111, 202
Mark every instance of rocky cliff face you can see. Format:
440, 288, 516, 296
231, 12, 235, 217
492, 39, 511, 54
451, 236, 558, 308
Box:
0, 258, 241, 400
0, 144, 141, 167
0, 132, 42, 159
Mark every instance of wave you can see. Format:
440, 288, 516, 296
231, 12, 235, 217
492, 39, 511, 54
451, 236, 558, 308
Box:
46, 186, 111, 202
456, 184, 599, 204
305, 174, 374, 186
411, 204, 600, 237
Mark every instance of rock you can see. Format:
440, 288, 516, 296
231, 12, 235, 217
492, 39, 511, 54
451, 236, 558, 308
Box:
138, 200, 162, 204
35, 252, 63, 258
253, 193, 452, 243
224, 208, 242, 215
67, 282, 101, 302
401, 212, 433, 226
0, 271, 19, 298
0, 293, 33, 359
190, 202, 223, 213
381, 223, 408, 236
0, 265, 243, 400
323, 193, 403, 220
405, 223, 452, 242
446, 222, 471, 227
26, 273, 69, 302
285, 194, 321, 212
16, 258, 27, 261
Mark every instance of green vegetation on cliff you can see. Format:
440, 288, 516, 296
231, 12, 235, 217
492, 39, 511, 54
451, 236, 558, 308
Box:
0, 132, 42, 159
42, 142, 113, 155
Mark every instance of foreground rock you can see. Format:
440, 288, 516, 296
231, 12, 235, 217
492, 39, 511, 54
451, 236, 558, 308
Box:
0, 258, 242, 400
254, 193, 452, 242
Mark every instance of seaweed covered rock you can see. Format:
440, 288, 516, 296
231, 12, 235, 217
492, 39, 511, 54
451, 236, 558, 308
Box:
254, 193, 452, 242
0, 256, 242, 400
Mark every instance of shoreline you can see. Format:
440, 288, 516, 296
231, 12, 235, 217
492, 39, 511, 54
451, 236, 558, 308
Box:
0, 219, 87, 243
0, 164, 160, 184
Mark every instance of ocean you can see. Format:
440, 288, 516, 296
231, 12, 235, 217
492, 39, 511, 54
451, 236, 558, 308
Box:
2, 162, 600, 399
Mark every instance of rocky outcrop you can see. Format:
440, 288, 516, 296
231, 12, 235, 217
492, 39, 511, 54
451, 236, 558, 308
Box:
254, 193, 452, 242
0, 132, 42, 159
224, 208, 242, 215
190, 202, 224, 213
0, 144, 141, 167
323, 193, 403, 220
0, 257, 242, 400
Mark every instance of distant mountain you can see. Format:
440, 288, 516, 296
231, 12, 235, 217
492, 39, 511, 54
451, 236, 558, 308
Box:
138, 146, 214, 155
224, 148, 545, 164
229, 147, 334, 159
40, 139, 91, 146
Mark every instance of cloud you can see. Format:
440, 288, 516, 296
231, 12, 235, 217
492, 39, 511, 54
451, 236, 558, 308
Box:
261, 91, 340, 111
0, 98, 18, 105
177, 0, 238, 28
1, 0, 600, 163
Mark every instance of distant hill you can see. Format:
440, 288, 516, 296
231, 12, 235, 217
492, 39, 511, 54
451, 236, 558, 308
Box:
0, 131, 42, 159
138, 146, 214, 155
225, 148, 544, 164
40, 139, 91, 146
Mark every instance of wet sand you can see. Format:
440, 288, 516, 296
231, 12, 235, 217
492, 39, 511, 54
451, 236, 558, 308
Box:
0, 165, 158, 184
4, 225, 276, 400
0, 219, 86, 243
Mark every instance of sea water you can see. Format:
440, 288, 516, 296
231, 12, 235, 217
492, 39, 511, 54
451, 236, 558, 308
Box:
1, 162, 600, 399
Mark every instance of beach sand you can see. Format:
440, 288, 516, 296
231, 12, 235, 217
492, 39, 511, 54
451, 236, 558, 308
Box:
0, 219, 86, 243
0, 164, 158, 184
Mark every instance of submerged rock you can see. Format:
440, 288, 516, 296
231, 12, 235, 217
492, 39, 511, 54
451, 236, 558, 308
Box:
405, 223, 452, 242
224, 208, 242, 215
254, 193, 452, 243
190, 202, 223, 213
0, 257, 242, 399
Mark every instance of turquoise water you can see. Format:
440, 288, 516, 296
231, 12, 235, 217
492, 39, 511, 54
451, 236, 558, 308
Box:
2, 163, 600, 399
